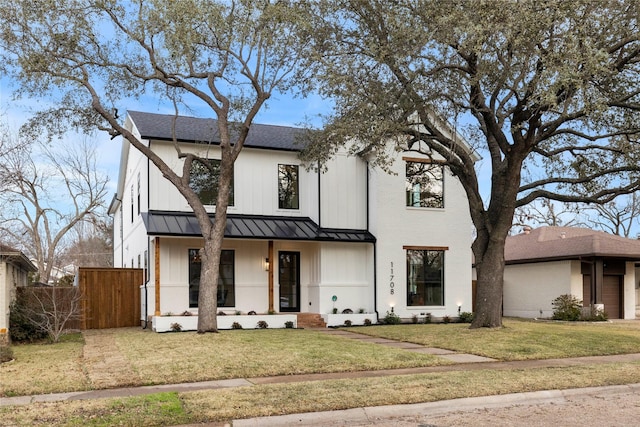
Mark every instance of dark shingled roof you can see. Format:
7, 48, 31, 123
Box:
505, 226, 640, 264
128, 110, 306, 151
0, 243, 38, 272
142, 211, 376, 243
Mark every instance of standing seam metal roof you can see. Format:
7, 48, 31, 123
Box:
141, 211, 376, 243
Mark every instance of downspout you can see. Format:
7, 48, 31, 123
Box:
143, 149, 152, 329
366, 161, 379, 321
317, 161, 321, 227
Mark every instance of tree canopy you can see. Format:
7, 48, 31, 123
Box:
301, 0, 640, 327
0, 0, 313, 331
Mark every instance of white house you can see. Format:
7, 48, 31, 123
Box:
503, 226, 640, 319
1, 243, 37, 343
108, 111, 475, 330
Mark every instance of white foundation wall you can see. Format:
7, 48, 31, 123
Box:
369, 151, 473, 319
503, 260, 578, 318
0, 264, 7, 335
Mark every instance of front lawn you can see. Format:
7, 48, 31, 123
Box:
348, 318, 640, 360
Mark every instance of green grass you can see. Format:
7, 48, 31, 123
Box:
3, 361, 640, 426
3, 321, 640, 425
347, 319, 640, 360
116, 328, 447, 385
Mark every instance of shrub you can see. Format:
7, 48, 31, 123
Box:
582, 306, 609, 322
442, 315, 451, 324
170, 322, 182, 332
383, 310, 401, 325
217, 311, 227, 316
257, 320, 268, 329
248, 310, 257, 315
552, 294, 582, 321
181, 311, 193, 316
235, 311, 242, 315
411, 314, 418, 324
9, 300, 47, 343
284, 320, 294, 328
358, 308, 365, 314
363, 318, 372, 326
342, 308, 353, 314
332, 307, 338, 314
424, 313, 432, 324
268, 309, 276, 315
344, 319, 352, 327
0, 345, 14, 364
231, 322, 243, 329
458, 311, 474, 323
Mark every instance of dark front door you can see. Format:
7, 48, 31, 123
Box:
279, 251, 300, 312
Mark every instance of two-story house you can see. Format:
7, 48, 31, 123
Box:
108, 111, 474, 329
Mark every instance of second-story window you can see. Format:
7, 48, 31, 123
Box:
405, 160, 444, 208
190, 158, 234, 206
278, 164, 299, 209
136, 173, 141, 215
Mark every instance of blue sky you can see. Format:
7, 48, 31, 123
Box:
0, 75, 331, 199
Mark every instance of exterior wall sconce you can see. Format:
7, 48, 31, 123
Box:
264, 257, 270, 271
457, 304, 462, 315
390, 303, 395, 313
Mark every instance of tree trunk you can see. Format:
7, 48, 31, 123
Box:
196, 148, 234, 333
197, 236, 221, 333
471, 238, 506, 328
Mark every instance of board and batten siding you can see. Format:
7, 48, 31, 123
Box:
147, 141, 319, 220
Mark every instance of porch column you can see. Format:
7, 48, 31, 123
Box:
268, 240, 274, 312
155, 237, 161, 316
594, 259, 604, 304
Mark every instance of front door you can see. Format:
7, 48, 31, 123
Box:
279, 251, 300, 312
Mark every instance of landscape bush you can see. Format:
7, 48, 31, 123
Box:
383, 311, 401, 325
552, 294, 582, 321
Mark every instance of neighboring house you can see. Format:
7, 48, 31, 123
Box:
0, 244, 37, 343
108, 111, 475, 329
503, 226, 640, 319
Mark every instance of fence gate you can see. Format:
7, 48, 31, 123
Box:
78, 268, 143, 329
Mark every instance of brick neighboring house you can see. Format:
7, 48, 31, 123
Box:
503, 226, 640, 319
0, 244, 37, 343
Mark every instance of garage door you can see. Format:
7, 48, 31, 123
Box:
602, 275, 622, 319
582, 275, 622, 319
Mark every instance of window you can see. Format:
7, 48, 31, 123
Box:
406, 249, 445, 306
405, 160, 444, 208
136, 173, 141, 216
130, 185, 134, 222
278, 164, 299, 209
190, 159, 234, 206
189, 249, 235, 308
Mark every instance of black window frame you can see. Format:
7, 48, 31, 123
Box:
189, 158, 234, 206
405, 160, 444, 208
406, 249, 445, 307
188, 249, 235, 308
278, 164, 300, 210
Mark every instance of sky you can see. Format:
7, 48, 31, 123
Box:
0, 75, 331, 200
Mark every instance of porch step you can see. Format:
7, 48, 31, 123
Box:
296, 313, 327, 329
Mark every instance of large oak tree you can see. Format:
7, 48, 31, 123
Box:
301, 0, 640, 327
0, 0, 312, 332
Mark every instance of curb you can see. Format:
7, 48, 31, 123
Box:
232, 383, 640, 426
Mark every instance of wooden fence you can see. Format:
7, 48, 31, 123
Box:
78, 268, 143, 329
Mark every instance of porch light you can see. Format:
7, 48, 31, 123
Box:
457, 303, 462, 314
390, 303, 395, 313
264, 257, 270, 271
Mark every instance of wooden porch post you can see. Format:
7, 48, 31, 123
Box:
268, 240, 274, 312
155, 237, 161, 316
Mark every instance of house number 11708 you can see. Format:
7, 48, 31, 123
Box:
389, 262, 395, 295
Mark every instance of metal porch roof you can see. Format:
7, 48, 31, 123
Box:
141, 211, 376, 243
